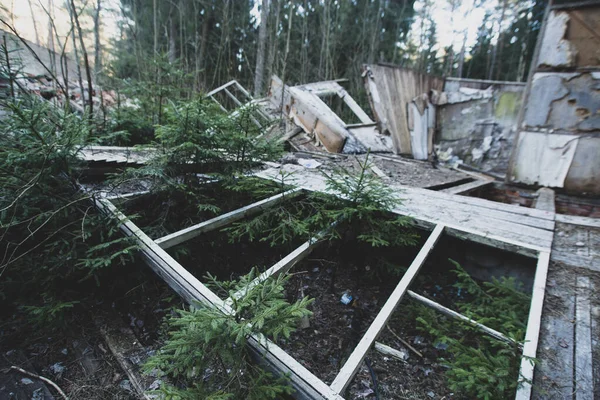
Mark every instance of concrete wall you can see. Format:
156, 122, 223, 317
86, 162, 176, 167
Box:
435, 79, 525, 174
1, 29, 81, 82
507, 5, 600, 195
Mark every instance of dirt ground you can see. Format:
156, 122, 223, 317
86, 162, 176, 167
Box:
319, 154, 470, 189
0, 258, 177, 400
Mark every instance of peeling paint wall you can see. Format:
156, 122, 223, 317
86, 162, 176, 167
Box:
435, 80, 524, 174
508, 5, 600, 195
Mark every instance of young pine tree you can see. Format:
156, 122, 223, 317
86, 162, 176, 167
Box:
144, 269, 313, 399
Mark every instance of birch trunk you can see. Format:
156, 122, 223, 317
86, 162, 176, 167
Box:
253, 0, 269, 97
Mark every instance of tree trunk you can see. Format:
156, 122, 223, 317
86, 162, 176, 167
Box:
3, 35, 15, 98
153, 0, 158, 54
27, 0, 40, 45
47, 0, 56, 80
168, 16, 177, 63
494, 0, 509, 80
488, 0, 507, 81
94, 0, 102, 79
457, 32, 467, 78
70, 0, 94, 116
267, 0, 281, 79
300, 0, 309, 82
198, 7, 210, 89
253, 0, 269, 97
280, 3, 293, 85
67, 0, 85, 108
368, 0, 384, 64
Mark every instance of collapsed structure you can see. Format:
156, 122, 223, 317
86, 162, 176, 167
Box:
1, 1, 598, 399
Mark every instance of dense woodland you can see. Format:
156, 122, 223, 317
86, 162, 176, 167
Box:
3, 0, 548, 98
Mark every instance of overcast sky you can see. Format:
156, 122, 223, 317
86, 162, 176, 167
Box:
5, 0, 502, 62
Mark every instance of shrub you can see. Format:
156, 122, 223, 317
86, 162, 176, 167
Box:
144, 269, 313, 399
0, 95, 136, 319
416, 260, 531, 400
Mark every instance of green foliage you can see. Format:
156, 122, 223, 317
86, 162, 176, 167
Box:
132, 97, 281, 185
144, 269, 313, 399
0, 94, 136, 316
415, 260, 531, 400
226, 152, 418, 254
224, 170, 318, 247
21, 298, 80, 328
314, 151, 418, 248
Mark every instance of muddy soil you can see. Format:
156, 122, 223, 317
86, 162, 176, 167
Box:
0, 257, 177, 400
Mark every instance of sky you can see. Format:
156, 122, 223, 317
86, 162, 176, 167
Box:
422, 0, 498, 49
3, 0, 501, 60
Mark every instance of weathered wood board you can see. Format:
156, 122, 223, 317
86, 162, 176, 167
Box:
256, 166, 554, 256
363, 64, 444, 155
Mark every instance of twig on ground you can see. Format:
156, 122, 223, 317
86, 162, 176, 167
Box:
8, 365, 69, 400
386, 326, 423, 358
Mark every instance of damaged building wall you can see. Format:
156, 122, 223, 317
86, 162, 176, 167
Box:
363, 64, 445, 156
435, 78, 525, 174
267, 75, 393, 154
507, 4, 600, 195
1, 30, 80, 81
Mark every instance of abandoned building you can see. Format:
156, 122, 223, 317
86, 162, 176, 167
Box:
0, 1, 599, 400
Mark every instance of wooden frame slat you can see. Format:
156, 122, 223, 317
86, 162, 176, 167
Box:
155, 189, 302, 249
515, 251, 550, 400
224, 87, 243, 107
407, 290, 520, 347
96, 197, 343, 400
330, 224, 445, 394
575, 276, 594, 400
206, 80, 237, 97
225, 233, 325, 308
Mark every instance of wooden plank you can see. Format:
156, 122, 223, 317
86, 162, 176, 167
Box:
255, 168, 552, 256
575, 276, 594, 400
533, 188, 556, 213
401, 184, 556, 224
96, 198, 343, 400
407, 290, 520, 347
555, 214, 600, 228
97, 314, 155, 400
224, 88, 243, 107
233, 80, 253, 100
210, 95, 229, 113
370, 164, 389, 179
330, 224, 445, 394
531, 266, 575, 400
373, 342, 407, 362
515, 251, 551, 400
155, 189, 302, 249
345, 122, 377, 128
338, 88, 373, 124
225, 235, 323, 308
441, 179, 493, 195
104, 190, 150, 200
206, 80, 237, 97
